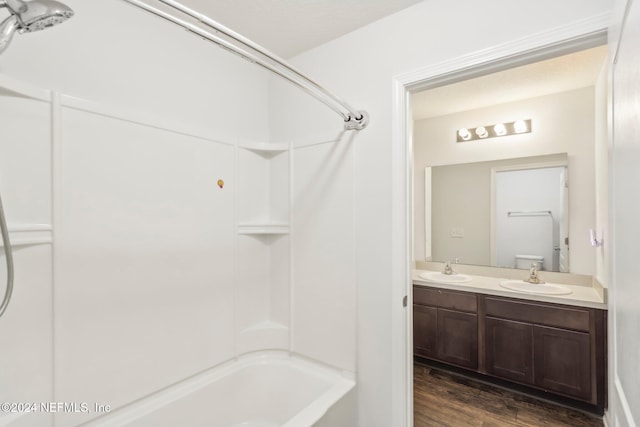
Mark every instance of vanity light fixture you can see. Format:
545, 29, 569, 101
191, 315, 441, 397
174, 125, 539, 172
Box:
456, 119, 532, 142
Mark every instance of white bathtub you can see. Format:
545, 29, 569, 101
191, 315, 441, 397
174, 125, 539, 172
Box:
82, 352, 355, 427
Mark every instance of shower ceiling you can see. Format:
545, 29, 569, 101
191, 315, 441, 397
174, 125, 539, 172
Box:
174, 0, 423, 58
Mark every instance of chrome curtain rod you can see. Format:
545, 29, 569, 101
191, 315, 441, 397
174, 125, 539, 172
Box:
122, 0, 369, 130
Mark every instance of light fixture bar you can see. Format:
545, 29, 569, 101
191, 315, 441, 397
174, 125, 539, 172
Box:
456, 119, 532, 142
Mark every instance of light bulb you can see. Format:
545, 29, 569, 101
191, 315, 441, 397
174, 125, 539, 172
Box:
458, 128, 471, 141
514, 120, 528, 133
494, 123, 506, 136
475, 126, 488, 138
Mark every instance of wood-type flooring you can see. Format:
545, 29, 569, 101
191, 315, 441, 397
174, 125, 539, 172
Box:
414, 363, 604, 427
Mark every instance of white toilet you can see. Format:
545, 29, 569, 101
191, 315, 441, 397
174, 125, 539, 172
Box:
515, 254, 544, 270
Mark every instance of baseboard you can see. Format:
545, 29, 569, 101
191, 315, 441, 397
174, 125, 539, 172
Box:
614, 376, 637, 427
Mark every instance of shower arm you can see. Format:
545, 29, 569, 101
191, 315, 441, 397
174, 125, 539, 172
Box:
121, 0, 369, 131
0, 1, 26, 9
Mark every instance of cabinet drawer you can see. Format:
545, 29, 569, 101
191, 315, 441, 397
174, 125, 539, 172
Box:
414, 286, 477, 313
484, 297, 590, 332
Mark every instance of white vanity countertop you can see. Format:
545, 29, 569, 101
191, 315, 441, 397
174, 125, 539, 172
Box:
413, 269, 607, 310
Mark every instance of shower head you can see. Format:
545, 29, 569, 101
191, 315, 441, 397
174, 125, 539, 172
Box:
3, 0, 74, 32
0, 0, 73, 54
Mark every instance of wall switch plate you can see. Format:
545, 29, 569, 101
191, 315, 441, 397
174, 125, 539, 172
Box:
451, 227, 464, 238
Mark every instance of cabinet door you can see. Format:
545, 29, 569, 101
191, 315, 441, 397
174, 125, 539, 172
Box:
413, 305, 437, 358
485, 317, 533, 384
437, 309, 478, 369
533, 325, 591, 401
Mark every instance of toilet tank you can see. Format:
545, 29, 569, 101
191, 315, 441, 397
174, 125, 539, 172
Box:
515, 254, 544, 270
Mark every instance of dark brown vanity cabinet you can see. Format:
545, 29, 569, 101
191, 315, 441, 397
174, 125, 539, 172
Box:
413, 286, 478, 369
413, 285, 606, 410
484, 296, 605, 406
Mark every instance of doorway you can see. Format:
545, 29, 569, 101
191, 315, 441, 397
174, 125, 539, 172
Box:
390, 24, 609, 427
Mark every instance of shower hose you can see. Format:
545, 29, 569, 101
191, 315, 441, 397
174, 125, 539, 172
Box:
0, 194, 14, 318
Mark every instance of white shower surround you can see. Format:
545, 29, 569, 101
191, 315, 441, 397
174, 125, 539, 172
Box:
0, 60, 355, 425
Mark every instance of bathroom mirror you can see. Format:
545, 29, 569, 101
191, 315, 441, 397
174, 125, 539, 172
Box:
425, 153, 570, 272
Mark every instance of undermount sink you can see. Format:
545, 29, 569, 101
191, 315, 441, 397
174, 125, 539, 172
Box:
499, 280, 572, 295
418, 271, 472, 284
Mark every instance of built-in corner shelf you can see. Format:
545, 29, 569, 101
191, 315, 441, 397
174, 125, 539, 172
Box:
238, 321, 289, 354
236, 142, 290, 233
236, 140, 291, 355
238, 142, 289, 157
241, 320, 288, 333
237, 224, 289, 235
0, 74, 50, 102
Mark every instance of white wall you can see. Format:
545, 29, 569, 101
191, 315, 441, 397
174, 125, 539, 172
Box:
414, 88, 597, 275
269, 0, 612, 425
429, 160, 493, 266
291, 140, 356, 372
594, 60, 610, 287
609, 0, 640, 425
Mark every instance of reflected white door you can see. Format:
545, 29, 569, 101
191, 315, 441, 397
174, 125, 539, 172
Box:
424, 167, 432, 260
494, 166, 564, 271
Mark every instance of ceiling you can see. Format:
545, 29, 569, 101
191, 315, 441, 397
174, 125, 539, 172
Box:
173, 0, 423, 58
411, 45, 608, 120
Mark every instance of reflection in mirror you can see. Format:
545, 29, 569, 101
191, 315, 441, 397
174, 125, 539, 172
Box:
413, 46, 606, 276
426, 154, 569, 272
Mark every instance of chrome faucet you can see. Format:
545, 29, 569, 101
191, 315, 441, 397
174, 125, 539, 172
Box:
442, 258, 459, 275
524, 263, 545, 284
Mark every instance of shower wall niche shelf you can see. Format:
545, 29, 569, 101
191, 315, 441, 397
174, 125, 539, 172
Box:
238, 142, 289, 157
237, 224, 289, 235
4, 225, 53, 247
236, 140, 291, 354
237, 141, 290, 230
0, 74, 51, 101
237, 320, 289, 354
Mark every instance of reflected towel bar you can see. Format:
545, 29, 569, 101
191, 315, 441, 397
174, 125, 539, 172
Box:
507, 210, 553, 217
121, 0, 369, 131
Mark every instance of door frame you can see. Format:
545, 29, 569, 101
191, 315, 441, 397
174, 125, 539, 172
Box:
390, 16, 609, 427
